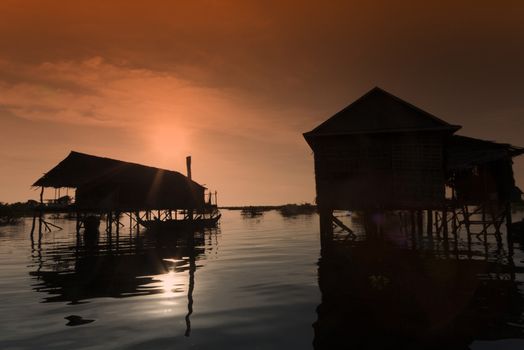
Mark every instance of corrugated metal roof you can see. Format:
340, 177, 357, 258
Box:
304, 87, 461, 137
447, 135, 524, 170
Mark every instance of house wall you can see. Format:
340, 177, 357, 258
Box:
309, 132, 447, 210
75, 182, 206, 211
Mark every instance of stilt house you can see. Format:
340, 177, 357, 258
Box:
304, 87, 461, 211
304, 87, 523, 237
33, 151, 207, 211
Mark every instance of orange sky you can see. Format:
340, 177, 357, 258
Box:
1, 0, 524, 205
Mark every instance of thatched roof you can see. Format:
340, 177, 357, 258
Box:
33, 151, 204, 189
304, 87, 461, 138
33, 151, 207, 210
447, 135, 524, 170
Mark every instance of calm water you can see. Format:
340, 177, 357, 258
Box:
1, 209, 524, 349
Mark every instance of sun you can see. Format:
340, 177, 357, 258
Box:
147, 122, 193, 168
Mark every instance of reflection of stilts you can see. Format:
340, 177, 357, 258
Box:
185, 235, 196, 337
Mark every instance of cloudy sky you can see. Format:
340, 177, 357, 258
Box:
1, 0, 523, 205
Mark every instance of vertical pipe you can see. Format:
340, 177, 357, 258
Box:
185, 156, 194, 221
186, 156, 192, 180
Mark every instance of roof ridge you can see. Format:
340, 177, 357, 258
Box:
371, 87, 458, 127
306, 87, 462, 136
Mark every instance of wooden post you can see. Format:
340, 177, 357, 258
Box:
506, 202, 513, 256
30, 212, 36, 238
434, 211, 440, 237
463, 205, 471, 236
38, 186, 44, 241
417, 210, 423, 236
319, 207, 333, 246
451, 208, 458, 237
135, 211, 140, 237
442, 207, 448, 241
427, 209, 433, 237
76, 212, 81, 243
115, 211, 120, 251
482, 204, 487, 241
107, 211, 112, 245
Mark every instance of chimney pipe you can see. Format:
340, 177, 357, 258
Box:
186, 156, 192, 180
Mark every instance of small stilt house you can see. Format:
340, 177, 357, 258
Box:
33, 151, 207, 211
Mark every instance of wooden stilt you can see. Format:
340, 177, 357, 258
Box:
30, 213, 36, 238
442, 207, 448, 241
319, 207, 334, 246
410, 210, 416, 236
434, 211, 440, 237
115, 212, 120, 251
427, 209, 433, 237
417, 210, 423, 236
451, 208, 457, 237
107, 211, 113, 248
506, 202, 513, 257
482, 204, 487, 241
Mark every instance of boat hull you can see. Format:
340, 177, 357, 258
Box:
138, 214, 221, 231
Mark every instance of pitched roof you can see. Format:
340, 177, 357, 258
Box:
33, 151, 205, 190
304, 87, 461, 137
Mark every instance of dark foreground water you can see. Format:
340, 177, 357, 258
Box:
1, 209, 524, 349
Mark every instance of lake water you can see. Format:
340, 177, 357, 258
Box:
1, 209, 524, 349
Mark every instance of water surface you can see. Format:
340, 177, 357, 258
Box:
1, 209, 524, 349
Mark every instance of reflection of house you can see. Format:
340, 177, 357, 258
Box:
304, 87, 524, 237
30, 230, 210, 303
314, 238, 524, 349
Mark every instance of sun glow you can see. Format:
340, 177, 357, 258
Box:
147, 123, 193, 168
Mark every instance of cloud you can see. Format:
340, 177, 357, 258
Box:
0, 55, 319, 204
